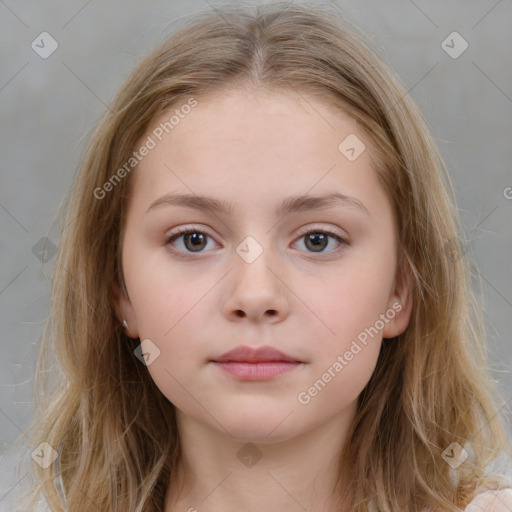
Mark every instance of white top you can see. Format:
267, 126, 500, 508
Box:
464, 488, 512, 511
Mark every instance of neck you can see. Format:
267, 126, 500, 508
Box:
164, 403, 356, 512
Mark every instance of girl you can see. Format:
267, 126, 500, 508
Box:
16, 2, 512, 511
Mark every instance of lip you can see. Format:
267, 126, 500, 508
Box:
212, 361, 302, 381
210, 345, 303, 381
212, 345, 301, 363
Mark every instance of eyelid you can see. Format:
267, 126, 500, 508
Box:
294, 223, 348, 241
169, 224, 212, 236
166, 223, 348, 242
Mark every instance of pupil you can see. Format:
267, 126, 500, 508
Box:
307, 233, 327, 252
186, 233, 206, 251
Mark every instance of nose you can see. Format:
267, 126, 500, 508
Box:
222, 247, 290, 324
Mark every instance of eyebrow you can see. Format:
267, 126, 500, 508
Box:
146, 192, 370, 217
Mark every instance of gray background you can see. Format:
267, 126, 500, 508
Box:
1, 0, 511, 505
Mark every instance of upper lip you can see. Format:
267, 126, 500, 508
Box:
212, 345, 301, 363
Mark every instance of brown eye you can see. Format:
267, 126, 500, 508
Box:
293, 229, 347, 255
165, 229, 216, 254
182, 232, 208, 252
304, 232, 329, 252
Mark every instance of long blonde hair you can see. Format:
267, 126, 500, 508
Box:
16, 3, 511, 511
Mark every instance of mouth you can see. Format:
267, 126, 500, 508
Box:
210, 345, 304, 381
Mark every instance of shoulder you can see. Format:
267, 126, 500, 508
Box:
464, 488, 512, 512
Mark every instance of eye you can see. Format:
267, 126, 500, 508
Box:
165, 226, 218, 255
165, 226, 349, 258
292, 228, 348, 255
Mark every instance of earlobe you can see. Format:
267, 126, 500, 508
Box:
382, 265, 414, 339
110, 280, 139, 339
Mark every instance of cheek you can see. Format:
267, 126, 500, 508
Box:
296, 342, 381, 420
125, 245, 213, 348
305, 259, 394, 353
130, 268, 210, 410
296, 267, 388, 410
125, 244, 194, 333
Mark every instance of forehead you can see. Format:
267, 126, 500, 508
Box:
125, 87, 390, 223
137, 88, 363, 171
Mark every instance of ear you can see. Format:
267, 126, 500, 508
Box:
382, 262, 413, 339
111, 280, 140, 339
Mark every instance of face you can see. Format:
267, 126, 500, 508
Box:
113, 87, 412, 443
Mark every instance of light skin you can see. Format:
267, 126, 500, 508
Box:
113, 86, 413, 512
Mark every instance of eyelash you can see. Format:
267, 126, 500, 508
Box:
164, 225, 349, 259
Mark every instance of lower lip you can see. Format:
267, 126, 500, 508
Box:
212, 361, 302, 381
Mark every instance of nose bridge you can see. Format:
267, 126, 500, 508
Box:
234, 234, 280, 291
225, 233, 288, 321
